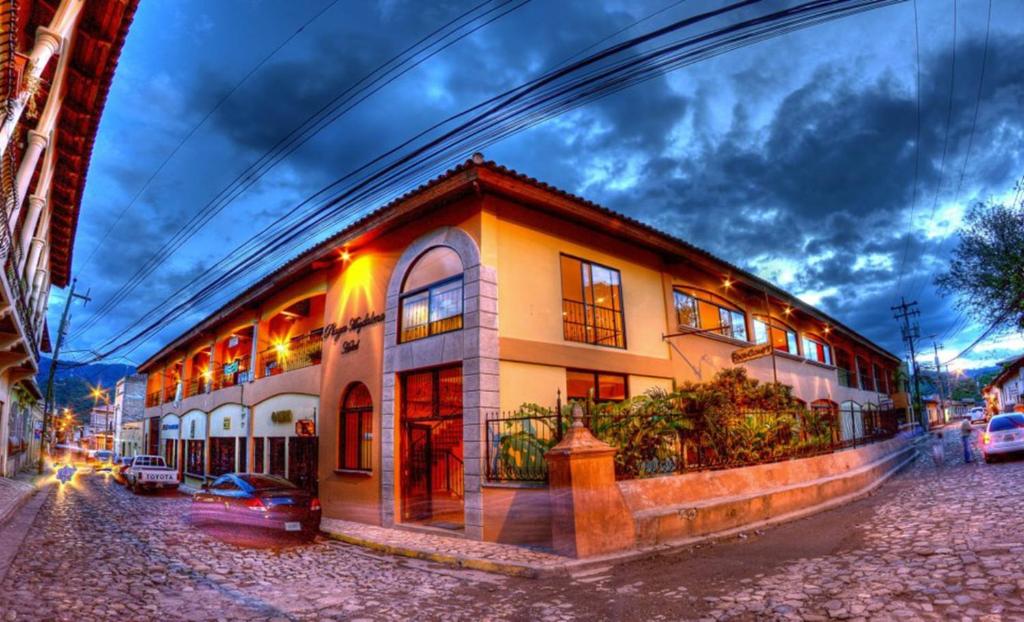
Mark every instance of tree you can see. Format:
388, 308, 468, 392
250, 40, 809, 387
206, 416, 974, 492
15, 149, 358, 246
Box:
935, 200, 1024, 331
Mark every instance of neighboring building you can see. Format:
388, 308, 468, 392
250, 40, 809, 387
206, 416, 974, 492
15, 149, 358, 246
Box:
83, 403, 114, 449
0, 0, 138, 475
3, 385, 41, 476
137, 158, 903, 543
113, 373, 145, 456
983, 355, 1024, 414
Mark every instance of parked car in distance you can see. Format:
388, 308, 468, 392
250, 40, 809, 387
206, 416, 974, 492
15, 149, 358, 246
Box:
124, 455, 180, 493
92, 450, 116, 472
112, 456, 133, 483
189, 473, 321, 538
968, 407, 987, 424
980, 413, 1024, 463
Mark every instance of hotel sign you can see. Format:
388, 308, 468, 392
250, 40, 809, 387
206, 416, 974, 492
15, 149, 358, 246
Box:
731, 343, 773, 365
322, 311, 385, 355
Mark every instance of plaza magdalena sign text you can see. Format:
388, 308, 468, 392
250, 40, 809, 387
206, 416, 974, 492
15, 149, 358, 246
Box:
731, 342, 774, 365
322, 311, 385, 355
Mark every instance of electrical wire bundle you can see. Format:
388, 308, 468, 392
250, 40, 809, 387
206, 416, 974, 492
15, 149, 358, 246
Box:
71, 0, 906, 365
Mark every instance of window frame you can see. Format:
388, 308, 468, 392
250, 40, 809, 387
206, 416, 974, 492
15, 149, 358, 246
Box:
672, 287, 749, 342
338, 383, 374, 473
801, 334, 833, 365
565, 369, 629, 403
398, 273, 465, 344
560, 254, 627, 349
752, 316, 800, 355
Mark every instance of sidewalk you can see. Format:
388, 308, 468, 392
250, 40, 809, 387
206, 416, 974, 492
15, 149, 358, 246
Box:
0, 471, 48, 528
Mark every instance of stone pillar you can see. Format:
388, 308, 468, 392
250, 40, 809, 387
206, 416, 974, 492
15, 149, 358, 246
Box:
12, 132, 48, 221
545, 406, 636, 558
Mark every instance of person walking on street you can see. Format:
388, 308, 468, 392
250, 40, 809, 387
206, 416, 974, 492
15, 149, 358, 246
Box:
931, 431, 945, 467
960, 418, 974, 463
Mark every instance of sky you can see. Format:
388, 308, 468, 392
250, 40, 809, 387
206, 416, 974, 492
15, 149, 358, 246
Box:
58, 0, 1024, 371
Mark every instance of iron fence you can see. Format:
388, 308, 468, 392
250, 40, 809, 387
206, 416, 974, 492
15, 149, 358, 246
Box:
486, 402, 908, 483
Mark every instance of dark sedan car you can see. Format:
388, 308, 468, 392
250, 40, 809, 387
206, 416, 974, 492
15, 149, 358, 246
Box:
189, 474, 321, 537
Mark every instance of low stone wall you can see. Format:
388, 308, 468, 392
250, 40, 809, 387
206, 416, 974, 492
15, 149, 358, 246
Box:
618, 435, 916, 546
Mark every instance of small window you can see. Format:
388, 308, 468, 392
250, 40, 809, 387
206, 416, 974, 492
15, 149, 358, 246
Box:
339, 383, 373, 472
802, 336, 832, 365
566, 370, 627, 402
561, 255, 626, 348
399, 247, 464, 343
753, 317, 799, 355
673, 288, 748, 341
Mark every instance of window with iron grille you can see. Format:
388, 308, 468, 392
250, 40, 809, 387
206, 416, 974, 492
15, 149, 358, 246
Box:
560, 254, 625, 348
399, 247, 464, 343
339, 382, 373, 471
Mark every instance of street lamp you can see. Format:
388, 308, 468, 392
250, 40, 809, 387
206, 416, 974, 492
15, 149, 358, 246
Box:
88, 384, 112, 451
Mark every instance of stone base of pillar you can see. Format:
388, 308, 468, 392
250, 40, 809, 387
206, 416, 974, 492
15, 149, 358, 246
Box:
545, 416, 635, 558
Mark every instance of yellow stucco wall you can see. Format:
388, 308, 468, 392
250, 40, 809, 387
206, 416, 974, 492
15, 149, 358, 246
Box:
498, 361, 565, 413
493, 215, 670, 361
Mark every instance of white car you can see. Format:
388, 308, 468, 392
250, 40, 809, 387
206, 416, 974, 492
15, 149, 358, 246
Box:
981, 413, 1024, 463
968, 407, 987, 424
124, 455, 180, 493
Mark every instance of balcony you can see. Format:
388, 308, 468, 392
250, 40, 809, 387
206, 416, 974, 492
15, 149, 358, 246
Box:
257, 331, 323, 378
146, 332, 324, 408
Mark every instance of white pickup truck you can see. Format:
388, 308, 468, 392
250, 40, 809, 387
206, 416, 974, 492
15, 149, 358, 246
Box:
125, 455, 180, 493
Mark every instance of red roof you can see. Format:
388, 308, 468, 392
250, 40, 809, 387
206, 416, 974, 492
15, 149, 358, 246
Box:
22, 0, 139, 287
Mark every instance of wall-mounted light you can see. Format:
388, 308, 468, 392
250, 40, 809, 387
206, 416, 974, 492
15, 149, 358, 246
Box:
723, 278, 733, 288
340, 248, 352, 263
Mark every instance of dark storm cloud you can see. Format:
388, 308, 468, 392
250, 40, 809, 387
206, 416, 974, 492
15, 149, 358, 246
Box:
69, 1, 1023, 364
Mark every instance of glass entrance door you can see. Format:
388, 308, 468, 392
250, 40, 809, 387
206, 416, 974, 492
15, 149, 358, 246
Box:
400, 366, 464, 528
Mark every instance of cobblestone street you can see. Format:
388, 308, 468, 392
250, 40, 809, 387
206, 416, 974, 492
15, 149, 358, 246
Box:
1, 429, 1023, 621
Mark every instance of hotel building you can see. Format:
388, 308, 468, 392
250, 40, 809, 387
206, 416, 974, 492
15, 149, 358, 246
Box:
0, 0, 137, 475
138, 156, 903, 543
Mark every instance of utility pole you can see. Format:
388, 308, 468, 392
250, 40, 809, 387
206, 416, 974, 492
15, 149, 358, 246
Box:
891, 298, 925, 431
932, 340, 948, 423
38, 279, 91, 473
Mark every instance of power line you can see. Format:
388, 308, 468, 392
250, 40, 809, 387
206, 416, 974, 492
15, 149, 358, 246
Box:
76, 0, 342, 272
77, 0, 906, 363
71, 0, 526, 340
892, 0, 925, 303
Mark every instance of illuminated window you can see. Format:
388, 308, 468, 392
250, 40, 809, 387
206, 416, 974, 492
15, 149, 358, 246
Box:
673, 288, 748, 341
566, 369, 627, 402
561, 255, 625, 348
753, 317, 799, 354
339, 382, 373, 472
399, 247, 464, 343
802, 336, 832, 365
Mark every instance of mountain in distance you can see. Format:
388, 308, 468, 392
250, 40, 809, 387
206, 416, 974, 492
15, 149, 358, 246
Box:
36, 357, 137, 421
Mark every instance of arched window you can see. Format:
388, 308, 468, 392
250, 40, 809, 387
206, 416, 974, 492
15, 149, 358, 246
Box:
672, 287, 748, 342
399, 246, 464, 343
752, 316, 799, 355
339, 383, 373, 472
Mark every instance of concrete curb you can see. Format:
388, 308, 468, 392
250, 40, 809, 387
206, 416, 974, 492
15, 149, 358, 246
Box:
325, 531, 543, 578
324, 440, 922, 579
0, 476, 46, 530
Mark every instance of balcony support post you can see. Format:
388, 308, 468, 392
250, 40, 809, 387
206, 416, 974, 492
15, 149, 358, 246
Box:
207, 341, 215, 393
248, 319, 259, 382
